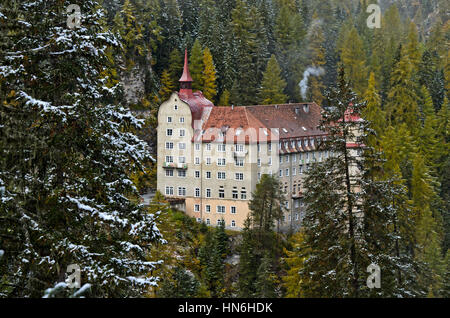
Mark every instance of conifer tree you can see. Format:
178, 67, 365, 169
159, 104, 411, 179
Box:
249, 174, 285, 239
254, 252, 278, 298
411, 155, 445, 297
158, 69, 175, 102
405, 21, 422, 72
283, 230, 310, 298
258, 54, 287, 105
237, 217, 258, 297
0, 0, 163, 297
218, 89, 230, 106
201, 47, 217, 101
385, 46, 420, 135
299, 68, 420, 297
168, 48, 183, 85
189, 39, 204, 91
307, 12, 326, 105
418, 86, 440, 168
274, 2, 305, 101
363, 72, 385, 149
339, 26, 367, 95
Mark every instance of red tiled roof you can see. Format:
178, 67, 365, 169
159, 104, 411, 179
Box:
178, 91, 214, 127
196, 103, 326, 143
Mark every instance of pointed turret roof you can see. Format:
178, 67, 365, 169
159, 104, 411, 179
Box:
179, 48, 193, 83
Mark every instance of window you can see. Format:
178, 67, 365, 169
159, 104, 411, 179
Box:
206, 157, 211, 165
235, 158, 244, 167
178, 142, 186, 150
293, 154, 297, 162
295, 213, 299, 221
165, 186, 174, 195
206, 188, 211, 198
285, 168, 289, 177
179, 129, 185, 137
194, 204, 200, 212
257, 158, 261, 166
174, 105, 178, 110
217, 206, 225, 214
195, 171, 200, 178
232, 188, 238, 199
217, 172, 226, 180
196, 218, 202, 223
178, 170, 186, 177
195, 157, 200, 165
219, 188, 225, 198
217, 158, 226, 166
165, 142, 174, 149
179, 117, 185, 123
165, 169, 174, 177
195, 143, 200, 151
195, 188, 200, 197
206, 143, 211, 151
206, 171, 211, 179
235, 144, 244, 152
285, 155, 289, 163
268, 157, 272, 166
293, 167, 296, 176
166, 128, 173, 136
268, 143, 272, 152
217, 219, 224, 226
258, 172, 261, 180
235, 173, 244, 181
241, 188, 247, 200
165, 156, 173, 163
178, 157, 186, 164
206, 205, 211, 213
231, 220, 236, 227
285, 201, 289, 209
279, 156, 283, 163
279, 170, 282, 177
299, 165, 304, 174
217, 144, 226, 152
178, 187, 186, 196
231, 206, 236, 214
206, 218, 211, 225
167, 116, 172, 123
257, 144, 260, 152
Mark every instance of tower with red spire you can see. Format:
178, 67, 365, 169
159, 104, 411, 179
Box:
179, 48, 193, 95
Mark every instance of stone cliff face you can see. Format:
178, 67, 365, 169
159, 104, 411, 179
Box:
120, 51, 155, 106
122, 65, 146, 105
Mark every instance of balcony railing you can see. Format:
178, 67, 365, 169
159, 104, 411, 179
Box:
163, 162, 187, 170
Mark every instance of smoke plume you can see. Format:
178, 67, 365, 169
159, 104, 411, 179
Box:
299, 66, 325, 100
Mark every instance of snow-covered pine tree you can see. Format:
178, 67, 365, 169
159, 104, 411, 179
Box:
299, 67, 421, 297
0, 0, 163, 297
